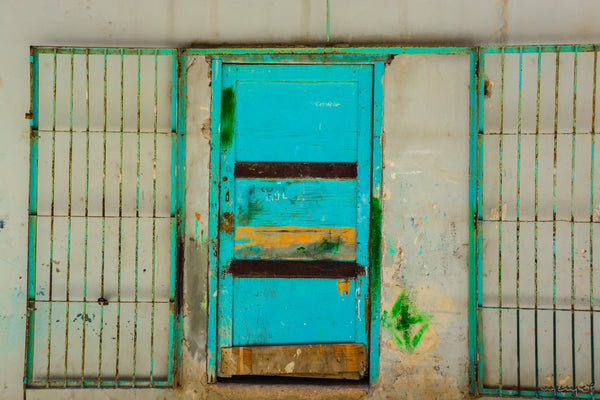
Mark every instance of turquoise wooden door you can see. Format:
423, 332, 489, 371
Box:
216, 63, 374, 379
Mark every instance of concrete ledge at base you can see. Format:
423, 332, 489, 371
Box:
206, 379, 369, 400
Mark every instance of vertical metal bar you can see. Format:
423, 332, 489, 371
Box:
590, 44, 597, 399
534, 45, 542, 397
63, 48, 74, 387
80, 48, 90, 387
97, 48, 107, 386
571, 48, 578, 396
46, 48, 57, 387
207, 56, 222, 383
498, 47, 505, 393
169, 50, 182, 385
516, 47, 523, 394
149, 49, 158, 386
476, 48, 486, 393
25, 46, 40, 387
115, 48, 124, 387
553, 47, 561, 396
132, 48, 141, 386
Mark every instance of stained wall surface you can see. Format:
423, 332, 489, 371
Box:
3, 1, 600, 399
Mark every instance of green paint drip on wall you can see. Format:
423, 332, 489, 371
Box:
382, 290, 431, 352
370, 197, 382, 303
221, 87, 235, 148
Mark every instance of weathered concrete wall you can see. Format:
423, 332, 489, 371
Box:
3, 1, 600, 399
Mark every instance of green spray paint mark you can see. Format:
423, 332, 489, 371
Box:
370, 197, 382, 303
296, 246, 307, 254
221, 87, 235, 148
316, 236, 342, 254
382, 290, 431, 352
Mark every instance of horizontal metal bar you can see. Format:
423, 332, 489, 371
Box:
480, 386, 596, 398
480, 131, 598, 136
479, 219, 598, 224
26, 379, 172, 388
32, 47, 175, 56
483, 44, 596, 54
30, 299, 173, 304
480, 305, 600, 313
185, 46, 474, 56
234, 162, 357, 179
228, 260, 365, 278
215, 54, 392, 63
34, 129, 173, 136
31, 215, 175, 220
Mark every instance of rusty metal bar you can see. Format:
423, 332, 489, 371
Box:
132, 48, 141, 386
45, 48, 57, 387
63, 47, 75, 387
150, 48, 158, 386
553, 48, 560, 397
498, 47, 505, 392
516, 47, 523, 394
80, 48, 90, 386
97, 48, 108, 386
571, 48, 579, 395
115, 48, 124, 386
591, 45, 597, 399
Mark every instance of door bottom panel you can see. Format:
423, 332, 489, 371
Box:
219, 343, 367, 380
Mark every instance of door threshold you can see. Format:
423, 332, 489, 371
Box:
209, 376, 369, 400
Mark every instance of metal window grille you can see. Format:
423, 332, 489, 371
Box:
25, 47, 183, 388
475, 45, 600, 398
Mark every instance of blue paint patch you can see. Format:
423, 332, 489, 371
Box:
235, 179, 357, 227
232, 278, 357, 345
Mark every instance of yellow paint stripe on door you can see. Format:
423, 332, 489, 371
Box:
234, 226, 356, 260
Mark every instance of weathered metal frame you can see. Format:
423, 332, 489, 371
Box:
25, 46, 183, 389
472, 44, 600, 399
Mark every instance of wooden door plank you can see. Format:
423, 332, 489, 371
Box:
220, 343, 367, 380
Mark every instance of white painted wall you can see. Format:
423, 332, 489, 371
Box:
2, 1, 600, 399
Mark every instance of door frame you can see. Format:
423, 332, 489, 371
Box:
205, 54, 384, 384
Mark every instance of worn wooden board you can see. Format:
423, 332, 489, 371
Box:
234, 226, 356, 260
220, 343, 367, 379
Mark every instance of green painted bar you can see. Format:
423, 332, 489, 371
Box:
591, 45, 597, 399
170, 49, 184, 385
498, 47, 505, 393
476, 48, 485, 394
206, 57, 222, 383
468, 47, 482, 394
370, 60, 385, 385
150, 48, 159, 386
24, 47, 39, 387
